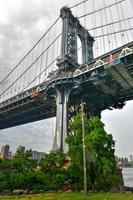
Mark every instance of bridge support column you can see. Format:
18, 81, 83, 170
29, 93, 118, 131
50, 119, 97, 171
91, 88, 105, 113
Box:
52, 88, 70, 152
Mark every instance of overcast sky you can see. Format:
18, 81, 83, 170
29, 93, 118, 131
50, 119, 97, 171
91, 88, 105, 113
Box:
0, 0, 133, 158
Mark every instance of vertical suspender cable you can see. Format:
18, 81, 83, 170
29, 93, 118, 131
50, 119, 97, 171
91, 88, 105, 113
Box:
39, 37, 44, 84
51, 22, 56, 74
92, 0, 98, 57
99, 9, 105, 54
33, 42, 40, 87
0, 17, 60, 91
76, 0, 78, 16
45, 31, 50, 78
0, 32, 62, 97
15, 61, 20, 95
13, 60, 19, 96
128, 0, 133, 39
18, 57, 25, 92
83, 0, 87, 27
103, 0, 111, 52
115, 0, 124, 45
109, 4, 118, 50
24, 53, 29, 91
129, 0, 133, 38
29, 46, 35, 89
119, 0, 129, 43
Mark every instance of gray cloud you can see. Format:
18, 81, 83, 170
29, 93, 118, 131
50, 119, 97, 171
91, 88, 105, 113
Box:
0, 118, 55, 153
102, 100, 133, 157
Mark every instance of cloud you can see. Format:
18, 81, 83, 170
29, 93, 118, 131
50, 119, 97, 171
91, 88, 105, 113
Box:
0, 0, 80, 65
0, 118, 55, 153
0, 0, 60, 65
102, 100, 133, 157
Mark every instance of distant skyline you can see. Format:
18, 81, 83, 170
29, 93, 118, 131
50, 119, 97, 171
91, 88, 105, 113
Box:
0, 143, 45, 154
0, 100, 133, 157
0, 0, 133, 157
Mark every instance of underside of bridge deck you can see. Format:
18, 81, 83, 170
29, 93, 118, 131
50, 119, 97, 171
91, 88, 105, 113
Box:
0, 50, 133, 130
0, 95, 56, 130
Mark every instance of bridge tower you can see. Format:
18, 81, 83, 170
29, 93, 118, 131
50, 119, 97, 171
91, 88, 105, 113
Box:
52, 6, 94, 152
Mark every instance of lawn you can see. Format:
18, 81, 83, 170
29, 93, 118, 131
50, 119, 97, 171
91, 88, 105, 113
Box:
0, 192, 133, 200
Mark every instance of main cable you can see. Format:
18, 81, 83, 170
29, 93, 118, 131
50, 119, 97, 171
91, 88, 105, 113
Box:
70, 0, 88, 9
18, 57, 58, 95
0, 33, 62, 97
94, 27, 133, 38
88, 17, 133, 31
78, 0, 125, 19
0, 17, 60, 86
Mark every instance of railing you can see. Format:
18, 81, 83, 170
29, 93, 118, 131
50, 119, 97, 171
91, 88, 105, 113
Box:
0, 41, 132, 109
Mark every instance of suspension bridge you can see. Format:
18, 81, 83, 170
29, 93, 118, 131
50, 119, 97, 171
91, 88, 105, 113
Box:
0, 0, 133, 151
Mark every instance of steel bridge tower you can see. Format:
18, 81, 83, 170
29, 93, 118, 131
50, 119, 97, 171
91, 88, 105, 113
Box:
52, 7, 94, 152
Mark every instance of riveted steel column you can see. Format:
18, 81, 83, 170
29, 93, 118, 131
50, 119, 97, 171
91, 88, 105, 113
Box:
81, 29, 95, 64
60, 7, 69, 60
52, 89, 70, 152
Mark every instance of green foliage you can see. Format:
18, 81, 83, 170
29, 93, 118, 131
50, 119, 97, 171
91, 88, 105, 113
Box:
40, 150, 67, 190
0, 116, 119, 192
94, 175, 123, 191
86, 117, 116, 189
0, 149, 68, 192
0, 150, 38, 191
66, 114, 117, 191
0, 158, 12, 172
0, 172, 10, 192
0, 148, 68, 191
66, 114, 85, 190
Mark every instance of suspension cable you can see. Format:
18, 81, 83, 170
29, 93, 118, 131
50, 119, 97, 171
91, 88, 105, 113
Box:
128, 1, 133, 38
39, 32, 45, 84
109, 2, 117, 50
83, 0, 86, 27
92, 0, 98, 57
0, 17, 60, 85
116, 0, 125, 44
103, 0, 110, 51
0, 33, 62, 96
88, 17, 133, 31
78, 0, 126, 19
119, 0, 129, 42
45, 30, 50, 77
94, 27, 133, 38
20, 57, 58, 94
100, 3, 106, 53
70, 0, 88, 9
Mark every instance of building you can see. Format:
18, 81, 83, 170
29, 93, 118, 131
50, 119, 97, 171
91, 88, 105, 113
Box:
16, 145, 25, 153
117, 157, 129, 167
129, 155, 133, 164
30, 151, 45, 161
8, 151, 12, 159
0, 144, 10, 159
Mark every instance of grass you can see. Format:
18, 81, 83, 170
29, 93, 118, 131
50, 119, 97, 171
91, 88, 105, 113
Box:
0, 192, 133, 200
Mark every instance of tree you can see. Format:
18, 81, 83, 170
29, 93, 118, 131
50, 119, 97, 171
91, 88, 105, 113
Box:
86, 116, 116, 190
40, 150, 67, 190
66, 114, 87, 190
0, 150, 39, 191
0, 150, 68, 191
66, 114, 117, 191
11, 149, 35, 173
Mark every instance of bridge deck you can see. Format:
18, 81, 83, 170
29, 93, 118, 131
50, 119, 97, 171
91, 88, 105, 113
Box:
0, 42, 133, 130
